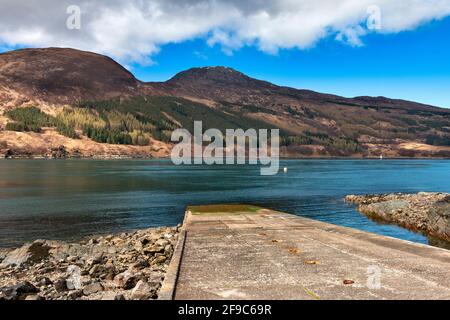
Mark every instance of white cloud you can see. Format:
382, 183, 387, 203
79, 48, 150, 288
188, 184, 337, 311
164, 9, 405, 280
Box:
0, 0, 449, 65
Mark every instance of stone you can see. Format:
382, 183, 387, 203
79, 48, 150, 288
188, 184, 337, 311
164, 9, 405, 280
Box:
37, 277, 52, 287
67, 289, 83, 299
89, 264, 101, 276
164, 244, 174, 256
0, 241, 50, 268
151, 255, 167, 265
114, 270, 142, 290
347, 192, 450, 242
82, 282, 104, 296
130, 280, 156, 300
0, 281, 39, 300
343, 279, 355, 285
54, 278, 68, 292
66, 256, 77, 263
101, 291, 126, 300
0, 225, 179, 300
0, 250, 7, 263
25, 294, 45, 300
155, 239, 170, 247
132, 259, 149, 270
87, 254, 103, 266
428, 195, 450, 241
147, 272, 164, 283
144, 245, 164, 255
66, 265, 82, 290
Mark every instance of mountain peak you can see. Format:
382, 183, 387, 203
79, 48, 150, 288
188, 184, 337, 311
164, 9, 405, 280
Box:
167, 66, 268, 86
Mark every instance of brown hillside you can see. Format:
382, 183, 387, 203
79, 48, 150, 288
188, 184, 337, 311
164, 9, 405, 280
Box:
0, 48, 449, 158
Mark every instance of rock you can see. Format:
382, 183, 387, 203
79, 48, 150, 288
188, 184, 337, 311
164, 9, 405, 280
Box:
428, 195, 450, 241
0, 250, 7, 263
151, 255, 167, 265
155, 239, 170, 247
38, 266, 55, 274
0, 225, 179, 300
68, 289, 83, 299
66, 256, 78, 263
82, 282, 104, 296
0, 240, 50, 268
101, 291, 126, 300
66, 265, 82, 290
37, 277, 53, 287
132, 259, 149, 270
25, 294, 45, 300
147, 272, 164, 283
347, 192, 450, 242
343, 279, 355, 285
87, 254, 104, 266
114, 270, 143, 290
0, 281, 39, 300
88, 264, 101, 276
144, 245, 164, 255
164, 244, 174, 256
130, 280, 157, 300
54, 278, 68, 292
51, 145, 67, 159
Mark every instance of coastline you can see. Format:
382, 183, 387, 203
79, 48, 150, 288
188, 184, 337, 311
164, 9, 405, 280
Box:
0, 225, 180, 300
346, 192, 450, 244
1, 155, 450, 160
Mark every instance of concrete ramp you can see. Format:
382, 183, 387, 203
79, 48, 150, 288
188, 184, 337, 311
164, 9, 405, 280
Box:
159, 205, 450, 300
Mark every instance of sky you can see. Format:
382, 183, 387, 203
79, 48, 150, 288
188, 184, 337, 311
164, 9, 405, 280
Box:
1, 0, 450, 108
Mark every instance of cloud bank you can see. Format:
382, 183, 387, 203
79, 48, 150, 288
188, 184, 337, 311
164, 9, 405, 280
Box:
1, 0, 450, 64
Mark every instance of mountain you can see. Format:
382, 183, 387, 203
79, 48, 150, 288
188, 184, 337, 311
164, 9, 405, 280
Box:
156, 66, 446, 113
0, 47, 449, 159
0, 48, 145, 104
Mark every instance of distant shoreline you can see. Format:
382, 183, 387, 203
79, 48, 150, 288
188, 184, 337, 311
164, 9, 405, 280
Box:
1, 155, 450, 160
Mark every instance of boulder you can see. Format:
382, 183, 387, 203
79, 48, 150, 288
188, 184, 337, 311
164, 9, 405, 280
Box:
0, 240, 50, 268
130, 280, 157, 300
36, 277, 53, 287
54, 278, 68, 292
82, 282, 104, 296
66, 265, 82, 290
155, 239, 170, 247
428, 195, 450, 241
151, 255, 167, 265
114, 270, 143, 290
67, 289, 83, 299
143, 245, 164, 255
0, 281, 39, 300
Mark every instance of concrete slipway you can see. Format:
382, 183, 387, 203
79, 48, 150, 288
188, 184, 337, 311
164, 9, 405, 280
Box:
159, 205, 450, 300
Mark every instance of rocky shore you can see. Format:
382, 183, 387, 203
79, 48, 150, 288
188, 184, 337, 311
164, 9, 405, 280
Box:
0, 226, 180, 300
346, 192, 450, 242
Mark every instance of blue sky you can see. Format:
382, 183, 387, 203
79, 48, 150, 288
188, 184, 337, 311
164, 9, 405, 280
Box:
1, 1, 449, 108
132, 16, 450, 108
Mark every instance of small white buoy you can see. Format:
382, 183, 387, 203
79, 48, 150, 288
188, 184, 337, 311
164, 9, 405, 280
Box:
283, 167, 288, 173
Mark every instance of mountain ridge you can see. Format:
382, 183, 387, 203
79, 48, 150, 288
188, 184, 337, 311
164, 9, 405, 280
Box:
0, 47, 449, 159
